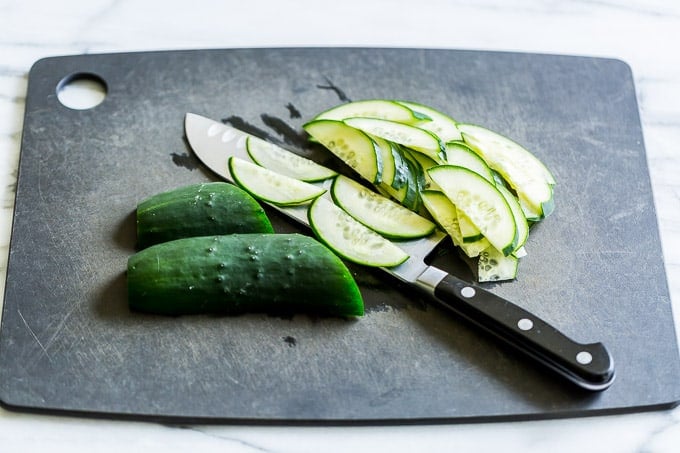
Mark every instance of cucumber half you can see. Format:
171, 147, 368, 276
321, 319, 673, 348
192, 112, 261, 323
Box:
331, 175, 436, 240
228, 157, 326, 206
308, 197, 409, 268
428, 165, 518, 256
246, 136, 337, 182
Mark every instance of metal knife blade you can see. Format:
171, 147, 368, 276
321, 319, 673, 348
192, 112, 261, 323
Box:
184, 112, 615, 391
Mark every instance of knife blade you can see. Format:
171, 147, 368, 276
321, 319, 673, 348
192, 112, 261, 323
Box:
184, 112, 615, 391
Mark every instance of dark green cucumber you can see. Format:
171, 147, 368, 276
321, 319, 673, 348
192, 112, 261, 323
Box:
136, 182, 273, 248
127, 233, 364, 316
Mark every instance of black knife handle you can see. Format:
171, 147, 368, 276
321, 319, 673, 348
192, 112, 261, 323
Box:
433, 273, 615, 391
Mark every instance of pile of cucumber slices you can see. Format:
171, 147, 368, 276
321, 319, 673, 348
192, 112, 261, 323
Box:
228, 99, 556, 282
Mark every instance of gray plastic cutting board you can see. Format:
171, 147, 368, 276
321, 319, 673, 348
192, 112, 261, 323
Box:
1, 48, 679, 423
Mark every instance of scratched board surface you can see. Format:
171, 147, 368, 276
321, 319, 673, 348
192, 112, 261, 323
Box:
1, 48, 679, 422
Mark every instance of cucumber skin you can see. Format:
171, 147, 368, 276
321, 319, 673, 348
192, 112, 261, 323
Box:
136, 182, 274, 249
127, 234, 364, 317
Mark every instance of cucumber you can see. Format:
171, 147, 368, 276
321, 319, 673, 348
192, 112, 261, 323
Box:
308, 197, 409, 267
314, 99, 427, 123
331, 175, 436, 240
303, 119, 383, 184
428, 165, 518, 256
420, 190, 489, 257
246, 136, 337, 182
229, 157, 326, 206
127, 234, 364, 316
457, 123, 555, 218
420, 190, 463, 247
478, 245, 518, 282
496, 183, 529, 253
371, 136, 397, 189
343, 117, 446, 163
456, 206, 485, 243
136, 182, 273, 249
445, 141, 494, 182
396, 101, 463, 142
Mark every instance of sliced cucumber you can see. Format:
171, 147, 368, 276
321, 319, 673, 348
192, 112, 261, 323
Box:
371, 136, 397, 189
389, 140, 410, 190
420, 190, 489, 257
331, 175, 436, 240
343, 117, 446, 163
457, 123, 555, 218
496, 183, 529, 252
314, 99, 427, 123
478, 245, 519, 282
456, 206, 485, 243
396, 101, 463, 142
303, 119, 383, 184
308, 197, 409, 267
406, 148, 439, 190
246, 136, 337, 182
428, 165, 518, 256
420, 190, 463, 246
445, 141, 494, 182
228, 157, 326, 206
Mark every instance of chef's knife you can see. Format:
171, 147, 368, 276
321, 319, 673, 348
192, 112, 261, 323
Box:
184, 112, 615, 391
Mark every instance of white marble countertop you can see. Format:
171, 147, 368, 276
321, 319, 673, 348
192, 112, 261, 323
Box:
2, 0, 680, 451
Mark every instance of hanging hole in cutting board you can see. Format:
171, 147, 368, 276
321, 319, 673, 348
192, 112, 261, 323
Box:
56, 72, 107, 110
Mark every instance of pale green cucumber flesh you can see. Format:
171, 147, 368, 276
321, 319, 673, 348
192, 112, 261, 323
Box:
136, 182, 273, 248
331, 175, 435, 239
343, 117, 446, 163
445, 141, 494, 182
395, 100, 463, 142
428, 165, 518, 256
246, 136, 337, 182
308, 197, 409, 267
371, 136, 396, 188
314, 99, 425, 123
229, 157, 326, 206
496, 183, 529, 252
303, 119, 383, 184
457, 123, 554, 216
478, 245, 519, 282
127, 234, 364, 316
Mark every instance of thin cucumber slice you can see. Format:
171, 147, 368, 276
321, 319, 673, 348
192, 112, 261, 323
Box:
496, 183, 529, 252
428, 165, 518, 256
456, 206, 485, 243
371, 136, 396, 189
396, 101, 463, 142
406, 147, 439, 190
478, 245, 519, 282
445, 142, 494, 182
308, 197, 409, 267
343, 117, 446, 163
228, 157, 326, 206
399, 151, 423, 211
389, 140, 410, 190
331, 175, 436, 240
420, 190, 463, 246
303, 119, 383, 184
420, 190, 491, 258
314, 99, 427, 124
246, 136, 337, 182
457, 123, 555, 218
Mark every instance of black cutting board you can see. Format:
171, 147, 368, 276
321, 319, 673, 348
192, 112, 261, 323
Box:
1, 48, 679, 423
